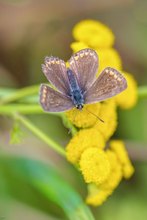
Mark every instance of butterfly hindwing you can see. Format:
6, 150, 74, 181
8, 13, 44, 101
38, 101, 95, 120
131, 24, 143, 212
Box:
68, 48, 98, 93
85, 67, 127, 104
40, 84, 74, 112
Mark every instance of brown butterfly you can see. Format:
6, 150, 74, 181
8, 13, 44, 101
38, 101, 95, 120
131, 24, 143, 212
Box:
40, 48, 127, 112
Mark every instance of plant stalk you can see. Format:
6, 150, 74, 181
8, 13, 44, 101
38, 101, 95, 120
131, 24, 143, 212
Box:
13, 113, 66, 157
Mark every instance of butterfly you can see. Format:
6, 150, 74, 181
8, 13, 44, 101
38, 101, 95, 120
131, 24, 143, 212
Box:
40, 48, 127, 112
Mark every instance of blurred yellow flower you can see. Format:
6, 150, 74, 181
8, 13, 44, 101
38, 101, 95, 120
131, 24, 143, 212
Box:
65, 103, 101, 128
115, 72, 138, 109
71, 41, 89, 53
80, 147, 110, 185
94, 100, 117, 141
99, 150, 123, 190
86, 183, 111, 206
96, 48, 122, 74
73, 20, 115, 48
86, 148, 124, 206
66, 128, 105, 164
110, 140, 134, 178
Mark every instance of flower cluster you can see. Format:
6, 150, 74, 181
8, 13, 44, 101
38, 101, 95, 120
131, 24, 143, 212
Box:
65, 20, 137, 206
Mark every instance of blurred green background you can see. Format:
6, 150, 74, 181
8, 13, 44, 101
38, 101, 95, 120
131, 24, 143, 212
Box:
0, 0, 147, 219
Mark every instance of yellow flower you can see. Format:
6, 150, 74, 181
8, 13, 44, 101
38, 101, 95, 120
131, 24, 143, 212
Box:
73, 20, 115, 48
94, 100, 117, 141
65, 103, 101, 128
115, 72, 138, 109
80, 147, 110, 185
110, 140, 134, 178
66, 19, 137, 207
66, 128, 105, 164
96, 48, 122, 74
71, 41, 89, 53
99, 150, 123, 190
86, 150, 123, 206
86, 183, 112, 206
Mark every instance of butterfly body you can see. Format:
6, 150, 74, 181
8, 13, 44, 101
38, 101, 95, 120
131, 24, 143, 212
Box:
67, 68, 84, 110
40, 48, 127, 113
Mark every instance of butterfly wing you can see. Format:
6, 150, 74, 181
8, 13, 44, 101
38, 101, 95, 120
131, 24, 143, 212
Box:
85, 67, 127, 104
68, 48, 98, 92
42, 56, 70, 95
40, 84, 74, 112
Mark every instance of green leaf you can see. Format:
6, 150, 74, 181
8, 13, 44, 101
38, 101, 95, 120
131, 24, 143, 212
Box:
0, 156, 95, 220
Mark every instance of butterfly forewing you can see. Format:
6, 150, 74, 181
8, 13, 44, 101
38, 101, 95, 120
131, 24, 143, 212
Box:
85, 67, 127, 104
68, 48, 98, 92
40, 84, 74, 112
42, 56, 70, 95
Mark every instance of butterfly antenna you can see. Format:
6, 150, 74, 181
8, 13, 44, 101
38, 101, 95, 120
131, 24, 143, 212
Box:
68, 108, 78, 134
84, 107, 104, 123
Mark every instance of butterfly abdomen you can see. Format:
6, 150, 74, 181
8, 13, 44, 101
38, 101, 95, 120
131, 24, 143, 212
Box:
67, 68, 84, 109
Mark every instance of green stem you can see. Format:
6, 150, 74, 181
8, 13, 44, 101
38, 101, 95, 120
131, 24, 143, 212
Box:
0, 85, 40, 104
0, 104, 61, 116
13, 113, 66, 157
0, 104, 42, 115
61, 114, 78, 136
138, 86, 147, 99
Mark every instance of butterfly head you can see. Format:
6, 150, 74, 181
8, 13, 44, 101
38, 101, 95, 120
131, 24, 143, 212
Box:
76, 103, 84, 110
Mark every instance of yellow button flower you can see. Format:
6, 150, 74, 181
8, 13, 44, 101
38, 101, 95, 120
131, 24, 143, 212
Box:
66, 128, 105, 164
65, 19, 137, 207
70, 41, 89, 53
65, 103, 101, 128
86, 183, 112, 206
86, 150, 123, 206
99, 150, 123, 190
73, 19, 115, 48
115, 72, 138, 109
94, 100, 117, 141
110, 140, 135, 178
80, 148, 110, 185
96, 48, 122, 74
